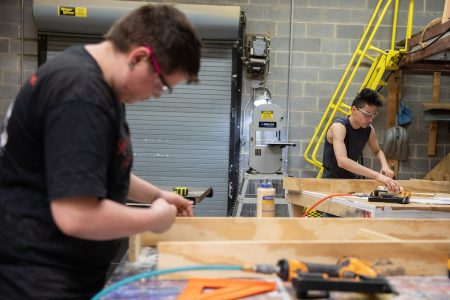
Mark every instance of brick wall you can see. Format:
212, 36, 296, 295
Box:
1, 0, 448, 180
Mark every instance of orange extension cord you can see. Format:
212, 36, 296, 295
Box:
302, 193, 352, 217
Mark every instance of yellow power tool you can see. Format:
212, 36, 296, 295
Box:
275, 256, 396, 298
368, 186, 411, 204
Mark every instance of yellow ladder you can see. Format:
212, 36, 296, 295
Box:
304, 0, 414, 178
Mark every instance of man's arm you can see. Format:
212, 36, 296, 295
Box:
366, 127, 395, 178
51, 196, 177, 240
50, 175, 193, 241
128, 173, 161, 203
329, 123, 400, 192
128, 173, 193, 217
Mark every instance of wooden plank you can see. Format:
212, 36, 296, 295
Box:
128, 234, 142, 263
388, 160, 399, 178
287, 191, 450, 218
387, 71, 401, 176
399, 58, 450, 75
183, 186, 213, 204
408, 21, 450, 48
135, 218, 450, 246
423, 110, 450, 121
406, 35, 450, 64
387, 72, 399, 127
428, 72, 441, 155
354, 228, 400, 241
287, 191, 369, 217
291, 202, 305, 217
422, 103, 450, 110
443, 0, 450, 23
424, 153, 450, 181
157, 240, 450, 277
283, 177, 450, 193
128, 218, 450, 278
399, 60, 450, 74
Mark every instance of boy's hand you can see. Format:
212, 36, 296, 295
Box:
160, 190, 194, 217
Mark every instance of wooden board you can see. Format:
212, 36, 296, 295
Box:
424, 153, 450, 181
443, 0, 450, 23
422, 103, 450, 110
406, 21, 450, 63
130, 218, 450, 278
409, 19, 450, 45
354, 228, 401, 240
123, 218, 450, 281
123, 217, 450, 297
283, 177, 450, 194
387, 72, 401, 175
128, 233, 142, 263
157, 240, 450, 278
287, 191, 450, 218
134, 218, 450, 245
428, 72, 441, 155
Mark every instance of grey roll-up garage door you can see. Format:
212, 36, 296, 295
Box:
127, 42, 232, 216
45, 36, 233, 216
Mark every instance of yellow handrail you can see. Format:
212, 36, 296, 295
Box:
303, 0, 414, 177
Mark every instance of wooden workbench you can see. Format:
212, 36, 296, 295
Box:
106, 217, 450, 299
284, 177, 450, 218
130, 218, 450, 275
108, 248, 450, 299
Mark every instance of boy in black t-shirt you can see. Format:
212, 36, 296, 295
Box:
0, 4, 201, 299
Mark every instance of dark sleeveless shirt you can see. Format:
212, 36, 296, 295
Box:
322, 117, 371, 178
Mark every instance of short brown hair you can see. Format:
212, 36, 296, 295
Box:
104, 4, 202, 83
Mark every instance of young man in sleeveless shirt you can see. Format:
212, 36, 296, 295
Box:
322, 88, 401, 192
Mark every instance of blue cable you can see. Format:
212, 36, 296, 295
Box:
91, 264, 242, 300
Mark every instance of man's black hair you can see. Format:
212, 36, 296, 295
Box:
351, 88, 383, 108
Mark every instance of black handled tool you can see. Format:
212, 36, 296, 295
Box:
274, 256, 396, 299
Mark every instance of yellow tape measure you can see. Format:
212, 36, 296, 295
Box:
173, 187, 189, 197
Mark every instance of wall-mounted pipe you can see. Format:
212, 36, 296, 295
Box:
284, 0, 295, 173
33, 0, 240, 40
20, 0, 26, 86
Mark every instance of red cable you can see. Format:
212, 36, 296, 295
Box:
302, 193, 352, 217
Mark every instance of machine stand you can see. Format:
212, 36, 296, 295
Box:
234, 172, 292, 217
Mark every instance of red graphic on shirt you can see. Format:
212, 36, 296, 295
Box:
29, 74, 38, 86
117, 139, 128, 155
117, 137, 132, 169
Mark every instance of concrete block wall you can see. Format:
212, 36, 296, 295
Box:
0, 0, 37, 116
1, 0, 448, 181
240, 0, 449, 180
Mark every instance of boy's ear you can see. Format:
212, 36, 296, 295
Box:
128, 47, 149, 66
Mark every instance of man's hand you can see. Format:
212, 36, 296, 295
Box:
375, 173, 401, 193
380, 166, 394, 178
160, 190, 194, 217
149, 198, 178, 233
